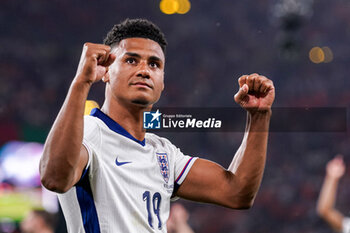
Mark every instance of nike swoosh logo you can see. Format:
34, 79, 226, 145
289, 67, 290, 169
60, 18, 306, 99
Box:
115, 157, 132, 166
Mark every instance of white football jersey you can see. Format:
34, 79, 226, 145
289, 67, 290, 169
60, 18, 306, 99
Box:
342, 217, 350, 233
58, 108, 197, 233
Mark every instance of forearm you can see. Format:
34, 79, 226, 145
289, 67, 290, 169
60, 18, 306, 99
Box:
176, 111, 271, 209
317, 175, 339, 215
228, 110, 271, 202
317, 175, 344, 231
40, 80, 91, 192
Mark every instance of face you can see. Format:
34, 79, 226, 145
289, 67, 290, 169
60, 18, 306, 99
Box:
20, 212, 40, 233
105, 38, 165, 107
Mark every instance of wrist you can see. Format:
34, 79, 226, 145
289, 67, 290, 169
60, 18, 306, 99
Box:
249, 108, 272, 118
72, 77, 94, 89
246, 108, 272, 132
326, 174, 341, 180
69, 78, 93, 100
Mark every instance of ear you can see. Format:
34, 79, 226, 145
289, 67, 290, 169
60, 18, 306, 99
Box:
102, 68, 110, 83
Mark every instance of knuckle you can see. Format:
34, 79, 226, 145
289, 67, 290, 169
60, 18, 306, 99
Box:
265, 81, 273, 87
255, 77, 262, 84
247, 76, 254, 83
238, 75, 246, 81
105, 46, 111, 52
250, 74, 259, 80
238, 77, 245, 85
83, 42, 93, 48
256, 76, 264, 82
262, 79, 269, 85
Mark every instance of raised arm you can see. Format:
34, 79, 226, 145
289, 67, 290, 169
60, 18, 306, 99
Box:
317, 156, 346, 232
167, 204, 195, 233
177, 74, 274, 209
39, 43, 115, 193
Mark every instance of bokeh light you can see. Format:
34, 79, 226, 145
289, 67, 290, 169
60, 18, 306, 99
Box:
322, 46, 333, 63
160, 0, 179, 15
176, 0, 191, 14
309, 47, 324, 63
309, 46, 334, 64
84, 100, 99, 115
160, 0, 191, 15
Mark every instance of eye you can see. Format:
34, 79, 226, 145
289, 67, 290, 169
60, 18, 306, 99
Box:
126, 57, 136, 64
149, 61, 159, 68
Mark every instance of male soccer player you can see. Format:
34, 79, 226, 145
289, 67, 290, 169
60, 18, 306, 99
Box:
317, 156, 350, 233
40, 18, 275, 232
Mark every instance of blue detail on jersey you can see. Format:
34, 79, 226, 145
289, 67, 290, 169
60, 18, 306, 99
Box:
76, 168, 101, 233
143, 191, 162, 230
90, 108, 146, 146
175, 157, 193, 183
152, 192, 162, 230
143, 191, 153, 228
80, 165, 89, 180
171, 183, 180, 198
115, 157, 132, 166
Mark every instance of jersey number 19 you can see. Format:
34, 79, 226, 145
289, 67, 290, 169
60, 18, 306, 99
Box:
143, 191, 162, 230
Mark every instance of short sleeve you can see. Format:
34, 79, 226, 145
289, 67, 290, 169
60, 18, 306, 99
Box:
81, 116, 101, 175
172, 147, 197, 186
342, 217, 350, 233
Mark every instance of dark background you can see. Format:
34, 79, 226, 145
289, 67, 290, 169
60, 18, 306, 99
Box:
1, 0, 350, 232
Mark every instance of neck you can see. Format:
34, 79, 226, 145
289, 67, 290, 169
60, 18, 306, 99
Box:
101, 99, 152, 141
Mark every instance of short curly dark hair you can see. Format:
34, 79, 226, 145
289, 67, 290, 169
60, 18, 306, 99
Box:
103, 18, 167, 53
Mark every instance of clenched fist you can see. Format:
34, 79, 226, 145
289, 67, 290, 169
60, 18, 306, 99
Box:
234, 73, 275, 114
74, 43, 116, 85
326, 155, 346, 179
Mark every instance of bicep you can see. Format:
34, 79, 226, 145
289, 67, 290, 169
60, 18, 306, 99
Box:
176, 158, 238, 208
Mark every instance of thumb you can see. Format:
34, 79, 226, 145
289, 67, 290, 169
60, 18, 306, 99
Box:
234, 84, 249, 103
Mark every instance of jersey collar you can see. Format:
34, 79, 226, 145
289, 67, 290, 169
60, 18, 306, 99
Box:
90, 108, 146, 147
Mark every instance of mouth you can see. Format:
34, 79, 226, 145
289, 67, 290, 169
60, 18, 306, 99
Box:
131, 82, 153, 89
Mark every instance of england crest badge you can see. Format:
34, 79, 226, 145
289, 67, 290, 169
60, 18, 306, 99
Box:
156, 152, 169, 183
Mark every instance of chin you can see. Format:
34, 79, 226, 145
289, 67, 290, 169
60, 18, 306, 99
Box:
130, 93, 159, 107
131, 99, 150, 106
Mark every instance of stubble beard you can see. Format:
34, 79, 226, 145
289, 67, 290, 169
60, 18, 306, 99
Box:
131, 99, 150, 106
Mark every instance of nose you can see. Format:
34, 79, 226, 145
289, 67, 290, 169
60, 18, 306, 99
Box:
136, 62, 151, 79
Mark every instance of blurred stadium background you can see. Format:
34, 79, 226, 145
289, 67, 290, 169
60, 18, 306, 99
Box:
1, 0, 350, 232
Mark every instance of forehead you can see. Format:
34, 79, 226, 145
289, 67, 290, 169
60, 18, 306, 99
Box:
113, 38, 165, 61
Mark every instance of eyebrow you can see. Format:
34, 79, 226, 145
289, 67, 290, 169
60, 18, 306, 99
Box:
125, 52, 141, 58
125, 52, 163, 63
